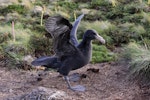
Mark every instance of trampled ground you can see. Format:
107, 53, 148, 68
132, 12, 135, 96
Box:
0, 62, 149, 100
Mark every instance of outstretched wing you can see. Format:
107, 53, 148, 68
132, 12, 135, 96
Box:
70, 14, 84, 46
45, 15, 77, 57
31, 56, 61, 69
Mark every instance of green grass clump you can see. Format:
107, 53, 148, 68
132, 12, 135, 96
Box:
91, 44, 115, 63
90, 0, 110, 9
0, 4, 28, 15
29, 33, 53, 57
106, 5, 124, 20
121, 42, 150, 85
106, 22, 146, 46
1, 40, 31, 69
57, 0, 79, 11
0, 33, 12, 44
122, 13, 143, 23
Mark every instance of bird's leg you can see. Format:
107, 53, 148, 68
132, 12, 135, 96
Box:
64, 76, 72, 88
68, 73, 81, 82
64, 76, 85, 92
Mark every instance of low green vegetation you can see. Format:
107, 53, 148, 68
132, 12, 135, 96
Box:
92, 44, 115, 63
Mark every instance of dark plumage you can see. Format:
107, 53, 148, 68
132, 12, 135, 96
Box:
31, 14, 105, 91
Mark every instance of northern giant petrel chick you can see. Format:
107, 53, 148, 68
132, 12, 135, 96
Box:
31, 14, 105, 92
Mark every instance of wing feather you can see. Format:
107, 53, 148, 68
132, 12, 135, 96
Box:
70, 14, 84, 46
45, 15, 77, 58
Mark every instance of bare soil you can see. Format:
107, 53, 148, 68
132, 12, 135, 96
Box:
0, 61, 150, 100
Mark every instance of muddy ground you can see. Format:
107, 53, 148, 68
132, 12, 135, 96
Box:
0, 61, 150, 100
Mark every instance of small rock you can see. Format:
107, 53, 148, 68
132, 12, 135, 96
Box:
9, 89, 13, 93
8, 87, 69, 100
22, 55, 34, 66
32, 5, 43, 14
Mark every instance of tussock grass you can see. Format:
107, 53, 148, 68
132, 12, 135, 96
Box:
121, 42, 150, 85
119, 22, 146, 39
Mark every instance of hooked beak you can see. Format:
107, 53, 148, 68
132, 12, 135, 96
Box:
95, 35, 105, 44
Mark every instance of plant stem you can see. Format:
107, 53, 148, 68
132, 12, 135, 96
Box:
40, 6, 45, 26
12, 21, 15, 42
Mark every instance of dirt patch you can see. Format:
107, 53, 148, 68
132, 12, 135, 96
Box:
0, 62, 149, 100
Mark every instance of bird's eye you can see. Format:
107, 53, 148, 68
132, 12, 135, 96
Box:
93, 32, 97, 36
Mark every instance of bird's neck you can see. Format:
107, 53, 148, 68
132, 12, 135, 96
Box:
78, 37, 92, 46
78, 38, 92, 61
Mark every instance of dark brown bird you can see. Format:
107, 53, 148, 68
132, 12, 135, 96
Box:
31, 14, 105, 92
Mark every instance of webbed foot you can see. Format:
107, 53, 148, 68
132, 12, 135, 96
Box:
69, 85, 86, 92
64, 76, 85, 92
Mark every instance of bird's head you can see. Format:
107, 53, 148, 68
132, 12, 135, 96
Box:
84, 29, 105, 44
